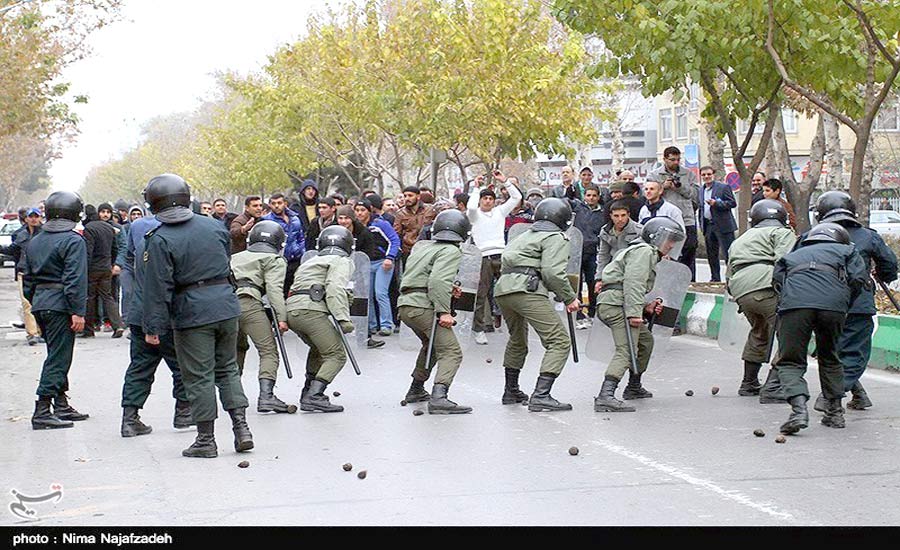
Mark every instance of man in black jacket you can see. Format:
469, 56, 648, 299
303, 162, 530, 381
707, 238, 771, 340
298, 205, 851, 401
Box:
304, 197, 337, 252
572, 185, 607, 329
697, 166, 737, 282
773, 222, 868, 435
81, 203, 124, 338
1, 208, 44, 345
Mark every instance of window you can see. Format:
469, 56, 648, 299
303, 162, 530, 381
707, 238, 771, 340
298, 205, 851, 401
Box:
660, 108, 673, 141
875, 102, 899, 132
689, 83, 700, 112
675, 106, 688, 140
689, 128, 699, 145
782, 109, 798, 133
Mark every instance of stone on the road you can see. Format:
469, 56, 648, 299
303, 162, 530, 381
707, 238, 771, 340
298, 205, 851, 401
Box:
753, 429, 765, 437
775, 435, 787, 444
238, 461, 250, 468
343, 463, 352, 471
413, 409, 424, 416
711, 386, 720, 395
568, 446, 579, 456
685, 390, 694, 396
357, 470, 367, 479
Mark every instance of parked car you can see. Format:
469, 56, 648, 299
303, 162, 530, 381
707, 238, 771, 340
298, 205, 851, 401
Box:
0, 219, 23, 267
870, 209, 900, 238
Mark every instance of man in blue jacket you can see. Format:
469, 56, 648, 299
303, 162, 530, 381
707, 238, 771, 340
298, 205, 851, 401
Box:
264, 192, 305, 299
697, 166, 737, 282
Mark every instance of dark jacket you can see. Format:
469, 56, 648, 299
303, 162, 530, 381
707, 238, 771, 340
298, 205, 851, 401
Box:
292, 180, 320, 231
142, 213, 241, 335
697, 181, 737, 234
0, 224, 41, 276
126, 216, 162, 326
213, 211, 238, 229
572, 201, 608, 255
796, 224, 898, 315
347, 220, 376, 260
773, 242, 868, 314
23, 227, 88, 316
83, 219, 118, 274
619, 195, 644, 222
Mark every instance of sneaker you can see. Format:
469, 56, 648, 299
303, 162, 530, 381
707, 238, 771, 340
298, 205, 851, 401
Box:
102, 322, 114, 333
367, 338, 385, 349
474, 331, 488, 345
378, 327, 393, 337
393, 325, 400, 334
27, 335, 45, 346
12, 322, 25, 329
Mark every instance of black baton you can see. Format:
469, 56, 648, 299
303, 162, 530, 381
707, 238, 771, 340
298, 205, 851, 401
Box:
566, 310, 579, 363
330, 314, 361, 376
265, 307, 292, 379
424, 314, 440, 371
622, 305, 640, 375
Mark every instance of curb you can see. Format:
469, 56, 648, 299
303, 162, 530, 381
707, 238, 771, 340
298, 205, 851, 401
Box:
680, 291, 900, 373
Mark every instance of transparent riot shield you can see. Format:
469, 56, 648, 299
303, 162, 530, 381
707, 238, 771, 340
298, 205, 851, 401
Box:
349, 251, 371, 349
554, 227, 584, 359
645, 259, 692, 361
453, 242, 482, 345
717, 295, 751, 354
506, 222, 532, 243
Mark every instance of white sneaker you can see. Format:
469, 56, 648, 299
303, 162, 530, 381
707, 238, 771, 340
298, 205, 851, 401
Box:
474, 331, 488, 345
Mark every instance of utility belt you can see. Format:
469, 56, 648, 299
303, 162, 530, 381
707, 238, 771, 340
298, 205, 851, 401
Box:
731, 260, 774, 275
401, 286, 428, 295
288, 284, 326, 302
599, 282, 623, 293
236, 279, 265, 295
501, 266, 542, 292
175, 277, 232, 294
35, 283, 64, 290
787, 261, 846, 283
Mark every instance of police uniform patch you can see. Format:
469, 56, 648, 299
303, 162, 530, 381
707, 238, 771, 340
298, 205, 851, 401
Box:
143, 251, 149, 263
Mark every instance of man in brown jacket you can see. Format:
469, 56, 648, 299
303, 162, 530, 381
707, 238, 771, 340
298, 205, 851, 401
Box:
393, 186, 436, 262
229, 196, 264, 254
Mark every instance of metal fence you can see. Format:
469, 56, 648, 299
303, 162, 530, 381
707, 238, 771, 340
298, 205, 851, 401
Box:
871, 196, 900, 212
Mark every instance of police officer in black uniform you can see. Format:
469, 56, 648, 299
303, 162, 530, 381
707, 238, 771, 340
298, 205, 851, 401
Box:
23, 191, 90, 430
141, 174, 252, 458
809, 192, 898, 411
773, 223, 868, 435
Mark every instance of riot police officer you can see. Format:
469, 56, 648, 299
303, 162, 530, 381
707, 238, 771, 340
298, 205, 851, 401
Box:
810, 192, 898, 411
231, 220, 295, 413
494, 198, 580, 412
725, 199, 797, 399
593, 217, 685, 412
398, 209, 472, 414
773, 223, 868, 435
23, 191, 89, 430
142, 174, 253, 458
286, 225, 355, 413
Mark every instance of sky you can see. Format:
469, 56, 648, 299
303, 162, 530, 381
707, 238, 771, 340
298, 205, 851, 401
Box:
49, 0, 326, 192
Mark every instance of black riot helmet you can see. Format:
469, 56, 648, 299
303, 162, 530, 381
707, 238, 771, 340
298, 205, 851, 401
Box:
749, 199, 788, 228
802, 222, 851, 246
247, 220, 286, 254
431, 209, 471, 243
317, 225, 354, 257
532, 198, 573, 231
44, 191, 84, 222
815, 191, 858, 225
640, 216, 686, 252
143, 174, 192, 214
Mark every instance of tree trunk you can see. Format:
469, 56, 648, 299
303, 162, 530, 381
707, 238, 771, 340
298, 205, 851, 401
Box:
823, 114, 844, 190
774, 112, 826, 234
704, 120, 725, 179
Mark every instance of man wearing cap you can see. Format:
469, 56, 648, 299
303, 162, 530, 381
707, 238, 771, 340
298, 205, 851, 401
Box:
467, 171, 522, 345
1, 207, 44, 345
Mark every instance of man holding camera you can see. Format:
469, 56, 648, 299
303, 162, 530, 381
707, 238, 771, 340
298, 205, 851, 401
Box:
648, 146, 699, 280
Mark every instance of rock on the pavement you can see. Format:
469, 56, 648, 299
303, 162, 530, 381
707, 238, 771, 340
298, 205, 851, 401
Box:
333, 391, 341, 397
238, 461, 250, 468
775, 436, 786, 444
753, 429, 765, 438
400, 400, 408, 407
413, 409, 424, 416
711, 386, 720, 395
342, 463, 352, 471
684, 390, 694, 397
357, 470, 367, 479
568, 446, 579, 456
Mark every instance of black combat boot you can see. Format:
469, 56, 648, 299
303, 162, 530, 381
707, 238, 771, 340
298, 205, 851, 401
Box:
120, 406, 152, 437
257, 379, 297, 414
813, 393, 828, 413
405, 378, 431, 403
173, 400, 194, 429
502, 368, 528, 404
821, 398, 846, 428
847, 381, 873, 410
53, 393, 89, 421
427, 384, 472, 414
622, 372, 653, 400
738, 361, 762, 396
301, 379, 344, 413
300, 374, 314, 401
780, 395, 809, 435
759, 369, 786, 404
594, 377, 636, 412
228, 407, 254, 452
182, 420, 217, 458
527, 374, 572, 412
31, 397, 73, 430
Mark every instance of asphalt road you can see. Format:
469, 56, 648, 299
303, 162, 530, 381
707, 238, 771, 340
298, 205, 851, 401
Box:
1, 271, 899, 526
